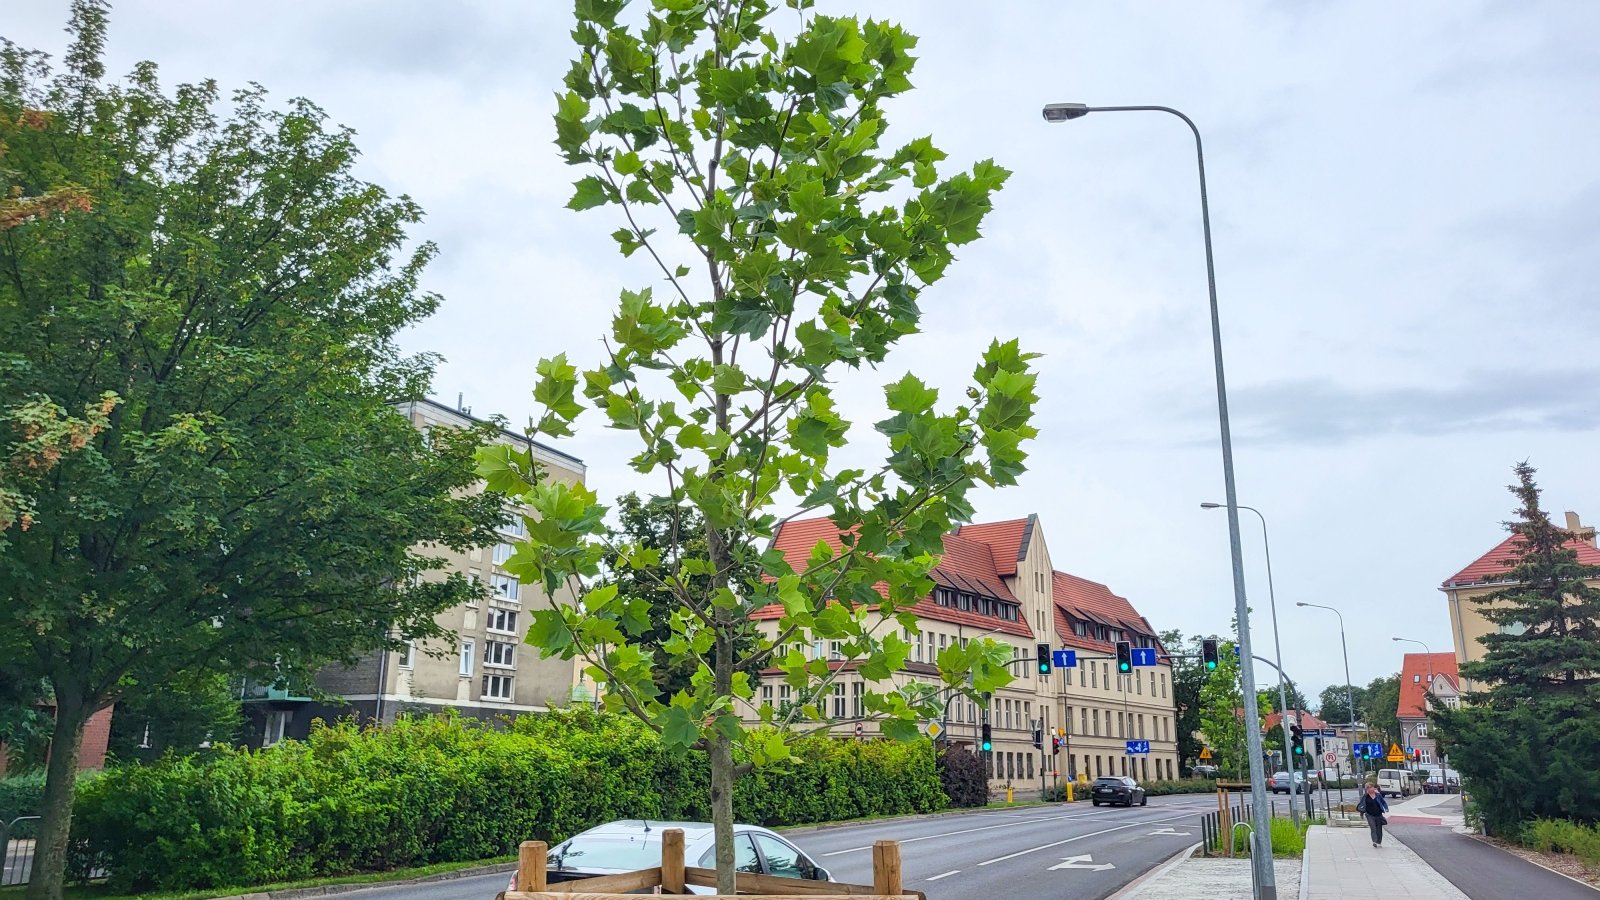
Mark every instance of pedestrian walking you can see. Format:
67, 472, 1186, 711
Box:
1356, 782, 1389, 847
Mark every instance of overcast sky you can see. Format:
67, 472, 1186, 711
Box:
10, 0, 1599, 708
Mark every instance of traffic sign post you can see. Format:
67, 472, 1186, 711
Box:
1385, 743, 1404, 763
1051, 649, 1078, 669
1125, 740, 1150, 755
1130, 647, 1158, 667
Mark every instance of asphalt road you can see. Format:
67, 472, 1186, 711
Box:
334, 796, 1217, 900
1390, 825, 1600, 900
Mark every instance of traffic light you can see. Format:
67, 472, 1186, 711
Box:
1036, 642, 1052, 676
1290, 723, 1305, 758
981, 723, 993, 753
1412, 748, 1421, 762
1031, 723, 1043, 751
1115, 640, 1132, 674
1201, 638, 1219, 670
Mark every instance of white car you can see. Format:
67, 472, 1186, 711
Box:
505, 820, 834, 894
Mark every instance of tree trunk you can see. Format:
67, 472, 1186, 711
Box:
709, 729, 737, 896
26, 692, 89, 900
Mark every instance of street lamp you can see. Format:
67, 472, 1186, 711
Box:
1045, 101, 1276, 899
1298, 602, 1361, 779
1202, 501, 1298, 826
1393, 637, 1434, 771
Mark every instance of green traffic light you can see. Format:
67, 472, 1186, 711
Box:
1119, 663, 1130, 673
1205, 661, 1217, 670
981, 741, 992, 751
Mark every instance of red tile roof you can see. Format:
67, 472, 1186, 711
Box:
1441, 533, 1600, 587
1051, 571, 1160, 652
1397, 653, 1458, 719
952, 517, 1033, 576
752, 517, 1034, 638
1264, 710, 1330, 732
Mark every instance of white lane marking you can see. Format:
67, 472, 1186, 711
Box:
1049, 854, 1114, 872
817, 800, 1217, 857
976, 824, 1144, 866
926, 870, 961, 881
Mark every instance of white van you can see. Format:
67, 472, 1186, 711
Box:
1376, 768, 1417, 798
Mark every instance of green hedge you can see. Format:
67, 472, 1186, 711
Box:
67, 711, 945, 892
1141, 778, 1217, 796
0, 772, 46, 836
1524, 819, 1600, 866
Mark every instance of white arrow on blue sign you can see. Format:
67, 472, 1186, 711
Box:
1052, 650, 1078, 668
1130, 648, 1158, 667
1125, 740, 1150, 755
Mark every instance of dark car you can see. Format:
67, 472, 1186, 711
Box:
1091, 776, 1147, 807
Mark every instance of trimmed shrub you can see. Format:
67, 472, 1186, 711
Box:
1141, 778, 1216, 796
1525, 819, 1600, 867
0, 772, 46, 826
936, 747, 988, 808
67, 711, 945, 892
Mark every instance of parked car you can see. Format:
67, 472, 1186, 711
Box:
1375, 768, 1419, 798
1091, 776, 1147, 807
1270, 771, 1309, 794
505, 820, 833, 894
1191, 764, 1221, 778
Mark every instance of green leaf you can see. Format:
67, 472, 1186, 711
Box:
659, 705, 700, 751
568, 175, 613, 211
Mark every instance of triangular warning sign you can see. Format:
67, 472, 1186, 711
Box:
1199, 747, 1213, 760
1386, 742, 1404, 762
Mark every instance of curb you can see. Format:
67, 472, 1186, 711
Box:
1106, 842, 1199, 899
776, 801, 1074, 835
1299, 827, 1315, 900
1468, 834, 1600, 894
218, 862, 518, 900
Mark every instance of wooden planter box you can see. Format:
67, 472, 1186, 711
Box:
498, 829, 923, 899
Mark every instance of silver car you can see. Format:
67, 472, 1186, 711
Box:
506, 820, 833, 894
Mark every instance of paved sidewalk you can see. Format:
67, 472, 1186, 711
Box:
1113, 852, 1300, 899
1303, 824, 1468, 899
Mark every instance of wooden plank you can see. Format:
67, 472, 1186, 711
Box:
536, 868, 662, 894
661, 828, 685, 894
871, 842, 902, 896
683, 867, 885, 896
518, 841, 547, 892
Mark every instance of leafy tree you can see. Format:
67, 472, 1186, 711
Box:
484, 0, 1035, 891
106, 672, 243, 764
1160, 629, 1206, 774
1361, 674, 1401, 745
1317, 682, 1366, 728
601, 493, 762, 701
0, 7, 502, 897
1197, 641, 1253, 778
1434, 462, 1600, 832
1279, 680, 1309, 714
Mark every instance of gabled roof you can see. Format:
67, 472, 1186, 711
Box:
1264, 710, 1330, 732
1397, 653, 1460, 719
1051, 571, 1161, 653
1441, 533, 1600, 588
752, 517, 1033, 637
953, 516, 1033, 576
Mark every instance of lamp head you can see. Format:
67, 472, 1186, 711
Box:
1042, 102, 1091, 123
1295, 602, 1308, 607
1200, 502, 1222, 509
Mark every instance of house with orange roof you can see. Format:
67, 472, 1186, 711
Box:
748, 514, 1179, 792
1440, 511, 1600, 695
1396, 652, 1459, 767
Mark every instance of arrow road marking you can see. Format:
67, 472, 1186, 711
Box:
926, 871, 960, 881
1049, 854, 1115, 872
1148, 827, 1192, 836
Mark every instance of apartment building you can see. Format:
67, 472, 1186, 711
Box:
248, 398, 586, 745
746, 514, 1179, 791
1441, 511, 1599, 694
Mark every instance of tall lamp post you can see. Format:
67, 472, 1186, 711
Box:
1202, 502, 1298, 827
1297, 602, 1361, 780
1043, 101, 1276, 899
1393, 637, 1433, 773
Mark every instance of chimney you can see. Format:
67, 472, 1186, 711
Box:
1565, 512, 1597, 547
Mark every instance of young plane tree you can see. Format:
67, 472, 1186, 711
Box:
484, 0, 1038, 891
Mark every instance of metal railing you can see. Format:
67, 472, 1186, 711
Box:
1199, 801, 1254, 856
2, 816, 40, 887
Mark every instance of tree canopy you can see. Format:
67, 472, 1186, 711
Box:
1, 5, 502, 897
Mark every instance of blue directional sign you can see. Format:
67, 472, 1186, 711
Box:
1353, 742, 1383, 760
1125, 740, 1151, 755
1052, 650, 1078, 668
1130, 647, 1158, 667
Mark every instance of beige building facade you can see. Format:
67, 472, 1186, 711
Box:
746, 515, 1179, 792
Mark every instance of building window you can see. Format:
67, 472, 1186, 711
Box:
459, 640, 475, 677
263, 710, 291, 747
936, 588, 955, 607
1160, 673, 1167, 698
485, 640, 517, 668
486, 608, 518, 634
1415, 722, 1428, 738
1027, 754, 1034, 780
831, 683, 847, 719
1090, 664, 1097, 689
761, 685, 773, 705
1136, 670, 1142, 694
1079, 665, 1086, 687
779, 685, 792, 708
491, 573, 520, 602
398, 641, 415, 669
492, 542, 514, 565
1092, 709, 1099, 736
829, 641, 842, 661
1499, 621, 1528, 636
915, 631, 924, 662
482, 673, 513, 700
1420, 749, 1432, 764
852, 681, 864, 719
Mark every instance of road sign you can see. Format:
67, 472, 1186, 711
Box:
1130, 647, 1158, 667
1318, 729, 1339, 737
1049, 855, 1114, 872
1386, 742, 1404, 762
1324, 751, 1337, 765
1353, 742, 1383, 760
1199, 746, 1213, 760
925, 720, 944, 741
1052, 649, 1078, 668
1125, 740, 1150, 755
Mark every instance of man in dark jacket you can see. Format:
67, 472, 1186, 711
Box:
1356, 782, 1390, 846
